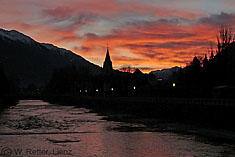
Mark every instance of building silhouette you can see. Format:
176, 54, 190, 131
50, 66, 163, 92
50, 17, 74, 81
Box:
102, 46, 113, 96
103, 46, 113, 73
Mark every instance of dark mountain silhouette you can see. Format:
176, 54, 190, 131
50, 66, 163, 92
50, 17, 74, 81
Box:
151, 66, 180, 80
0, 28, 101, 87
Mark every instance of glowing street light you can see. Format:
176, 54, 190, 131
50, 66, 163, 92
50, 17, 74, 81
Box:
79, 90, 82, 93
173, 83, 176, 87
111, 88, 114, 91
85, 90, 88, 93
133, 86, 136, 90
96, 89, 99, 92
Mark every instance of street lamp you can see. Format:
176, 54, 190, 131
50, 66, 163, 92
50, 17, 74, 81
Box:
133, 86, 136, 90
173, 83, 176, 87
111, 88, 114, 91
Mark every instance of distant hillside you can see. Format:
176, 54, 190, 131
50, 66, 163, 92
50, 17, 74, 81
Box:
0, 28, 101, 87
151, 66, 181, 80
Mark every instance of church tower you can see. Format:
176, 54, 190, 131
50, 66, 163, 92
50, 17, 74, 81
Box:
103, 46, 113, 73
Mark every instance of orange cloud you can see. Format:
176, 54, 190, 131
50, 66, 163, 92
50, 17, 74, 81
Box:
73, 16, 232, 72
1, 1, 235, 73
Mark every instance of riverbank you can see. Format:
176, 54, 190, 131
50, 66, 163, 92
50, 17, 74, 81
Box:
102, 113, 235, 143
45, 96, 235, 143
2, 100, 235, 157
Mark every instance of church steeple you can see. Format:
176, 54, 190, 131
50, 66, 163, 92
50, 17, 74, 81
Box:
105, 48, 111, 62
103, 46, 113, 72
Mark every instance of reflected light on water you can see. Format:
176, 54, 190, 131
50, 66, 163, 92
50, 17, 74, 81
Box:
0, 100, 235, 157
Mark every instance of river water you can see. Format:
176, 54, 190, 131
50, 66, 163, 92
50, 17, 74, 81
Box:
0, 100, 235, 157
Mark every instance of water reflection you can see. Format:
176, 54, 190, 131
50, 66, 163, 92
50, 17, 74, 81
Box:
0, 100, 235, 157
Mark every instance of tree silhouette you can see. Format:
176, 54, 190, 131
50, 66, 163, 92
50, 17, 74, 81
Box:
45, 66, 97, 96
176, 26, 235, 98
202, 54, 208, 68
119, 65, 136, 73
217, 26, 233, 53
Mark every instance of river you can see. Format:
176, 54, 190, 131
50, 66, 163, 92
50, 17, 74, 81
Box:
0, 100, 235, 157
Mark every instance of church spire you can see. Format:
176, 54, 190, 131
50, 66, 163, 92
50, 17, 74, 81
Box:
103, 45, 113, 72
105, 46, 111, 62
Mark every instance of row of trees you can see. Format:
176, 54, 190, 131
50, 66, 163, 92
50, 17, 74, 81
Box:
177, 26, 235, 98
44, 65, 152, 97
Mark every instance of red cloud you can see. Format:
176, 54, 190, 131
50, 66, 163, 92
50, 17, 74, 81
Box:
1, 0, 235, 72
74, 18, 224, 71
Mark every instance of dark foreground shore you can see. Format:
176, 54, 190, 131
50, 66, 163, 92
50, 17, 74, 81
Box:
45, 96, 235, 143
0, 97, 17, 111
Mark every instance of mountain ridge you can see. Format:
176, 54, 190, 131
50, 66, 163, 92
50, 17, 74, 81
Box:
151, 66, 181, 80
0, 28, 101, 87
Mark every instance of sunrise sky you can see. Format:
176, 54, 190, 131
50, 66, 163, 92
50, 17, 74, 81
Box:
0, 0, 235, 72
